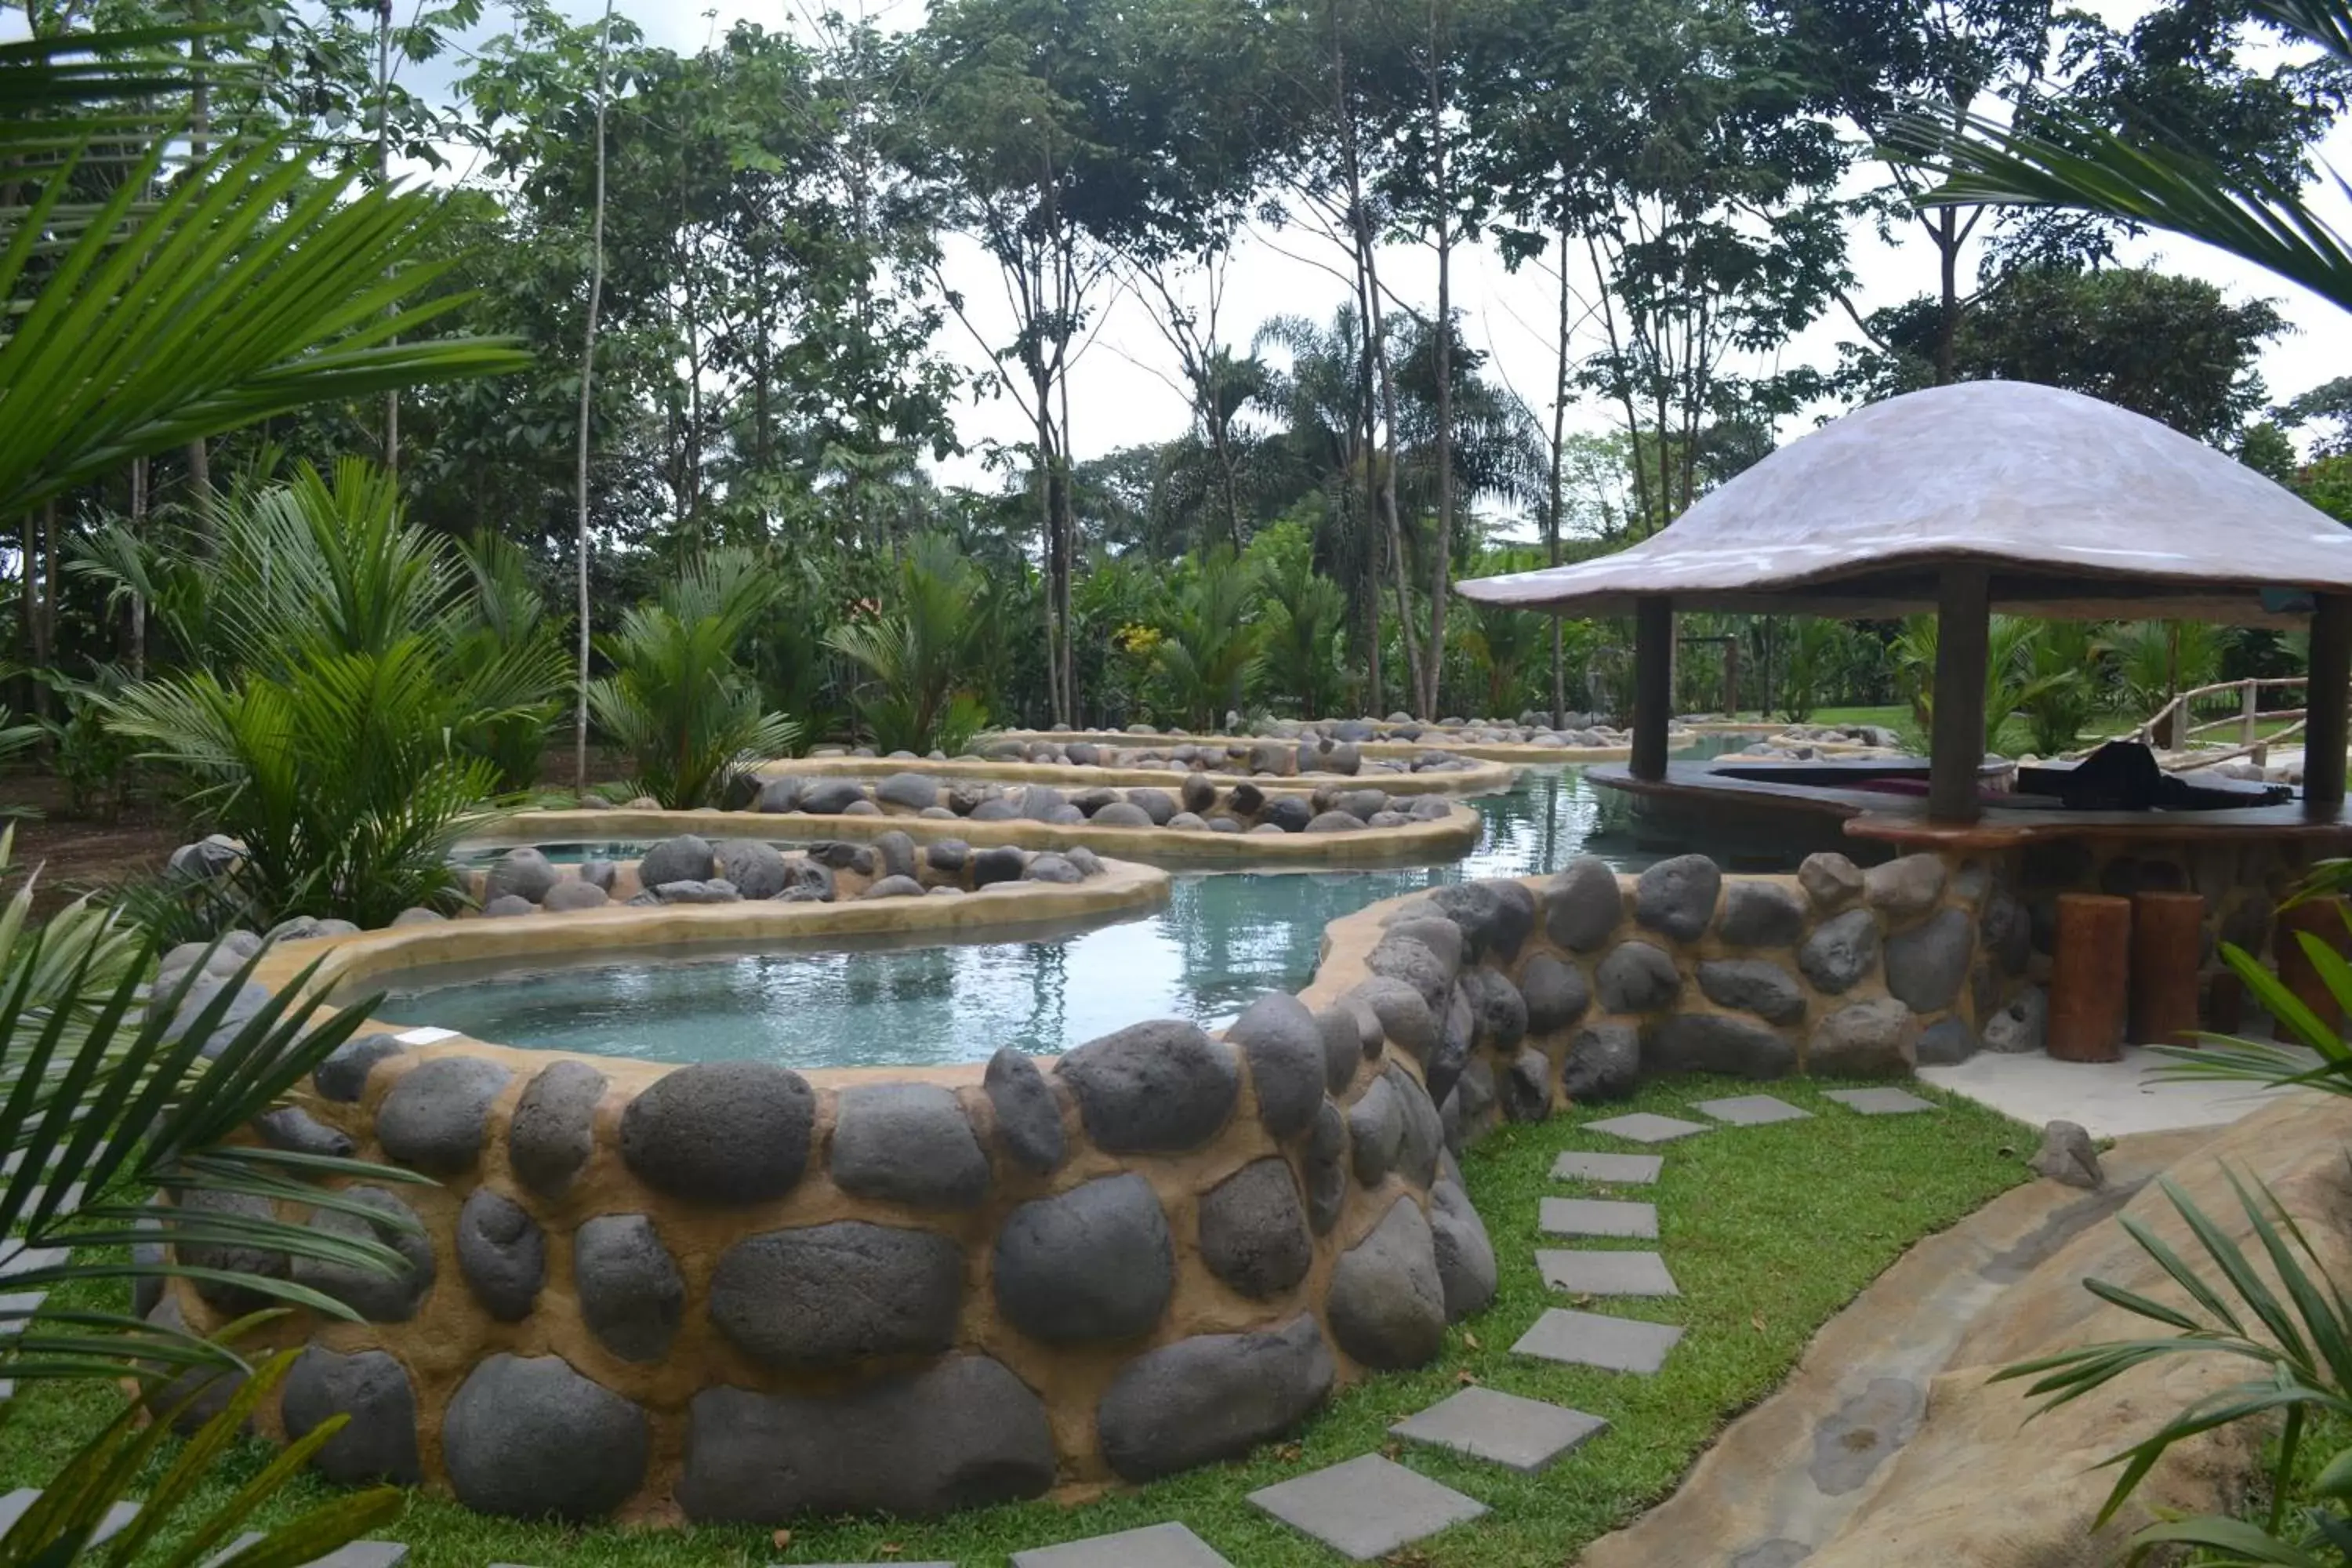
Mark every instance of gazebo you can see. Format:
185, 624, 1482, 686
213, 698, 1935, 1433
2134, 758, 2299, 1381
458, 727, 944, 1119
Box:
1456, 381, 2352, 825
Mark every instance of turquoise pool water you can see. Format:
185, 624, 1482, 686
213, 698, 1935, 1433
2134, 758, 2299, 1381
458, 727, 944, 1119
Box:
377, 760, 1770, 1069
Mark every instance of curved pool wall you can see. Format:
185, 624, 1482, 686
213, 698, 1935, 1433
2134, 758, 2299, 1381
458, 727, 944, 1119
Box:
390, 768, 1674, 1062
760, 750, 1519, 797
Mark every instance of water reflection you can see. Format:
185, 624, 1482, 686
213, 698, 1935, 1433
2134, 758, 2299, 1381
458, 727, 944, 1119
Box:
379, 760, 1761, 1067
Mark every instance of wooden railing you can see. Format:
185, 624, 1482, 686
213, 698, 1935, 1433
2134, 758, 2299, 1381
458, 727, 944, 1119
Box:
2107, 676, 2306, 768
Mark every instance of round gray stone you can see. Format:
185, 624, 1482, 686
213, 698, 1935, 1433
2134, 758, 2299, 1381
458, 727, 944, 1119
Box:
254, 1105, 353, 1157
1091, 800, 1154, 828
754, 777, 801, 813
798, 779, 869, 815
619, 1062, 813, 1203
456, 1188, 543, 1321
486, 848, 558, 905
1561, 1021, 1641, 1102
983, 1047, 1065, 1174
873, 829, 920, 881
575, 1214, 684, 1363
290, 1185, 435, 1323
1055, 1021, 1239, 1153
1917, 1016, 1979, 1065
1197, 1157, 1312, 1298
1519, 953, 1591, 1033
993, 1173, 1174, 1344
1719, 880, 1806, 948
1801, 851, 1865, 910
1390, 1065, 1444, 1187
1865, 853, 1949, 920
971, 844, 1027, 887
543, 880, 610, 913
1635, 854, 1722, 943
509, 1060, 605, 1197
715, 839, 789, 899
176, 1188, 288, 1314
442, 1353, 648, 1520
1697, 959, 1809, 1025
281, 1345, 420, 1485
876, 771, 940, 812
1096, 1316, 1335, 1483
635, 833, 715, 887
860, 873, 927, 898
1349, 976, 1436, 1061
1226, 993, 1326, 1138
1596, 941, 1682, 1013
1884, 907, 1973, 1011
1809, 997, 1920, 1075
1347, 1074, 1403, 1186
1126, 787, 1178, 825
1305, 1099, 1347, 1235
1385, 914, 1465, 973
1645, 1011, 1795, 1080
375, 1056, 513, 1175
1430, 1178, 1497, 1321
1366, 935, 1455, 1013
829, 1083, 990, 1210
676, 1356, 1051, 1522
1461, 969, 1528, 1052
1984, 985, 2049, 1054
710, 1221, 964, 1369
1325, 1196, 1446, 1370
1316, 1005, 1367, 1095
1798, 909, 1882, 995
1499, 1045, 1553, 1123
1261, 795, 1314, 833
1547, 860, 1627, 950
483, 893, 537, 918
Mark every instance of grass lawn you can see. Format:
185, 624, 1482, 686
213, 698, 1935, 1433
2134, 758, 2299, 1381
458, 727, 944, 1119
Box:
0, 1076, 2031, 1568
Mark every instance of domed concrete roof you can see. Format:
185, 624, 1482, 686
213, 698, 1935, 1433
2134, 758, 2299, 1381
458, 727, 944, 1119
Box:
1457, 382, 2352, 625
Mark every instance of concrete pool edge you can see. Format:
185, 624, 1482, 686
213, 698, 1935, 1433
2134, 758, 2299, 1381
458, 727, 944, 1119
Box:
757, 752, 1522, 797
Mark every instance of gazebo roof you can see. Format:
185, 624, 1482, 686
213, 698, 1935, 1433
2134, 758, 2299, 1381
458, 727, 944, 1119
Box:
1456, 382, 2352, 625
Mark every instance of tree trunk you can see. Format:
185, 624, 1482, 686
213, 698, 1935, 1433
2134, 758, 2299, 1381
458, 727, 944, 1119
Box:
1935, 205, 1960, 388
1548, 227, 1570, 730
187, 0, 213, 547
1421, 0, 1454, 720
573, 0, 616, 793
128, 456, 147, 677
378, 0, 398, 476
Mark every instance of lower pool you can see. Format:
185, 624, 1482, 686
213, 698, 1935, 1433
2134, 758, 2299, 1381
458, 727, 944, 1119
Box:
375, 760, 1781, 1068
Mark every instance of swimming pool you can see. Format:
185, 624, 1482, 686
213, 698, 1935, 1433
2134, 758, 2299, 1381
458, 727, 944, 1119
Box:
374, 760, 1776, 1068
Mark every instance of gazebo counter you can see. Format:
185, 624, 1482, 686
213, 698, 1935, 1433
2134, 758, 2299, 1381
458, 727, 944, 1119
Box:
166, 868, 1524, 1528
758, 751, 1518, 797
256, 855, 1174, 1006
1300, 848, 2037, 1151
464, 797, 1483, 871
989, 726, 1658, 767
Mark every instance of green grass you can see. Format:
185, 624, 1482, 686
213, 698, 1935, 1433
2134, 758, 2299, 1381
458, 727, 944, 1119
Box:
0, 1076, 2031, 1568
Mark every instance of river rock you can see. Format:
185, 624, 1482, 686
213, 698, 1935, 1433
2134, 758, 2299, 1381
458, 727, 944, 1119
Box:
254, 1105, 353, 1157
1325, 1196, 1446, 1370
829, 1083, 990, 1210
619, 1062, 813, 1203
1983, 985, 2049, 1054
1643, 1013, 1795, 1078
798, 779, 868, 816
982, 1047, 1065, 1174
1884, 907, 1973, 1011
1499, 1046, 1552, 1123
1347, 1074, 1403, 1185
1798, 909, 1882, 994
1596, 941, 1682, 1012
1095, 1316, 1334, 1483
486, 848, 558, 905
1519, 953, 1591, 1033
376, 1056, 511, 1175
1916, 1016, 1979, 1065
1865, 853, 1948, 920
1127, 787, 1178, 825
509, 1060, 605, 1196
1305, 1100, 1347, 1233
1635, 853, 1722, 942
543, 880, 609, 913
1226, 993, 1327, 1138
289, 1185, 435, 1322
1391, 1066, 1444, 1186
715, 839, 789, 900
971, 844, 1026, 887
176, 1189, 288, 1314
1348, 976, 1436, 1060
710, 1221, 964, 1368
575, 1214, 685, 1363
1799, 852, 1864, 910
1429, 1177, 1497, 1320
1461, 968, 1528, 1052
1697, 959, 1808, 1025
1197, 1157, 1312, 1298
456, 1188, 543, 1322
876, 771, 939, 812
2030, 1120, 2103, 1188
1056, 1020, 1239, 1152
755, 778, 800, 813
636, 833, 715, 887
442, 1353, 648, 1520
676, 1356, 1052, 1522
281, 1346, 420, 1485
1719, 880, 1806, 948
1808, 997, 1918, 1075
993, 1173, 1174, 1343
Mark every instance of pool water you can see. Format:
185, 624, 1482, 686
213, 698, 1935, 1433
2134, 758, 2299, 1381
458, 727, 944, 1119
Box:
378, 758, 1775, 1069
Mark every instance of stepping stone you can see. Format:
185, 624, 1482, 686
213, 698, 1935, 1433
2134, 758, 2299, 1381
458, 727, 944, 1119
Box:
0, 1488, 137, 1543
1537, 1249, 1680, 1298
1539, 1197, 1658, 1240
1551, 1150, 1663, 1184
1826, 1087, 1937, 1116
1580, 1112, 1711, 1145
0, 1247, 68, 1281
1693, 1094, 1811, 1126
0, 1293, 47, 1338
1011, 1522, 1232, 1567
1390, 1385, 1607, 1473
214, 1537, 408, 1568
1249, 1453, 1486, 1560
1512, 1307, 1685, 1373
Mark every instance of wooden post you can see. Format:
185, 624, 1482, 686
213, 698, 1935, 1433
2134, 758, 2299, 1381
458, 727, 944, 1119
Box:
2049, 892, 2130, 1062
1929, 564, 1991, 823
1722, 634, 1740, 718
2129, 891, 2205, 1047
2241, 678, 2259, 749
1632, 597, 1671, 782
2306, 593, 2351, 818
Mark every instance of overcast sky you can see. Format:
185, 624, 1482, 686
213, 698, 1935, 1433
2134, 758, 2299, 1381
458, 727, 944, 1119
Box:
350, 0, 2352, 506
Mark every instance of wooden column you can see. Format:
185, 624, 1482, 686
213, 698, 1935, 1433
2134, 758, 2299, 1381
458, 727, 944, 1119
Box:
2129, 891, 2205, 1047
2307, 593, 2351, 818
1929, 564, 1991, 823
1632, 597, 1673, 782
2049, 892, 2130, 1062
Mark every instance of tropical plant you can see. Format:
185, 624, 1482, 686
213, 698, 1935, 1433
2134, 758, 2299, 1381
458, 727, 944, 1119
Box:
33, 666, 138, 824
2111, 620, 2227, 742
1904, 4, 2352, 326
107, 464, 552, 930
1777, 618, 1847, 724
1893, 614, 2074, 752
0, 26, 526, 523
2017, 621, 2104, 757
588, 549, 800, 808
826, 534, 990, 755
451, 533, 569, 792
1152, 550, 1261, 731
1252, 550, 1349, 719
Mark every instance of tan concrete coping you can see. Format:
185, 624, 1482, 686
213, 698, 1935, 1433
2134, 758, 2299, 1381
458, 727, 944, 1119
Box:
459, 800, 1483, 870
250, 857, 1171, 1038
760, 752, 1522, 797
988, 728, 1646, 767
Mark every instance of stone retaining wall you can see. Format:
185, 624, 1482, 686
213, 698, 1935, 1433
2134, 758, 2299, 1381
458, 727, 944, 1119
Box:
761, 751, 1519, 798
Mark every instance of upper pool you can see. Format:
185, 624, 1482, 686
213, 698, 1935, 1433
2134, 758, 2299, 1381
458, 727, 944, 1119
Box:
374, 757, 1778, 1069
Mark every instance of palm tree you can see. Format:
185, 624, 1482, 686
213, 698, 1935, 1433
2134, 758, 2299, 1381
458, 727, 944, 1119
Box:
1904, 3, 2352, 321
589, 549, 800, 808
1253, 550, 1349, 719
826, 534, 992, 754
1154, 550, 1262, 731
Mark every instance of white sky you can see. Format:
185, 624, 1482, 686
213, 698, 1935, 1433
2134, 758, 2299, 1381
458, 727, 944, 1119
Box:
260, 0, 2352, 511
